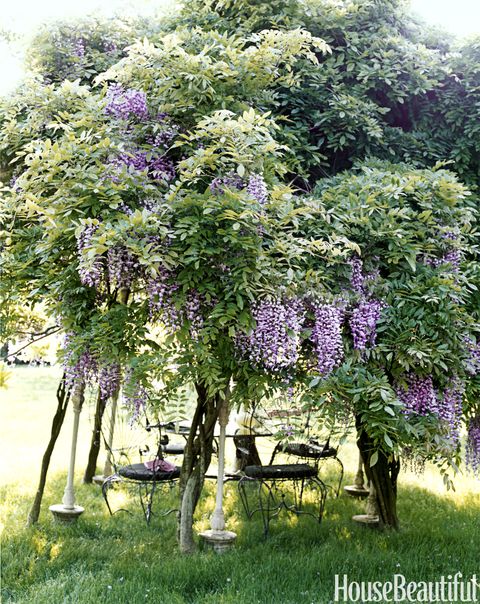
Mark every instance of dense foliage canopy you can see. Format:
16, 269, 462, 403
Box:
1, 0, 479, 540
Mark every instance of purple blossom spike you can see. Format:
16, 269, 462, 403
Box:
76, 224, 103, 288
466, 416, 480, 476
349, 299, 383, 350
105, 84, 148, 120
98, 362, 121, 400
311, 303, 344, 376
246, 173, 268, 205
238, 298, 304, 374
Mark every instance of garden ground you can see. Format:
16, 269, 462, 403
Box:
1, 366, 479, 604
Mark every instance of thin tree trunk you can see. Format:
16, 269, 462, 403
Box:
83, 389, 108, 483
27, 374, 71, 525
356, 415, 400, 529
178, 382, 221, 553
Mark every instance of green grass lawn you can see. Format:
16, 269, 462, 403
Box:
1, 366, 479, 604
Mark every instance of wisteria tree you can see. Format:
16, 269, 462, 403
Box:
1, 0, 479, 550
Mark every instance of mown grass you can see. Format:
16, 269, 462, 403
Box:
1, 367, 479, 604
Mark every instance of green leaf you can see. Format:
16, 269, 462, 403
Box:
370, 451, 379, 467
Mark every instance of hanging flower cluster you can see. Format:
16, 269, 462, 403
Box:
246, 173, 268, 205
209, 171, 268, 205
396, 374, 437, 415
465, 336, 480, 376
76, 224, 103, 288
466, 416, 480, 476
348, 256, 365, 294
105, 84, 148, 120
238, 298, 304, 374
98, 362, 121, 400
107, 245, 142, 290
349, 299, 384, 350
63, 335, 122, 400
396, 374, 464, 443
210, 172, 244, 195
64, 345, 98, 388
123, 368, 148, 423
347, 255, 384, 351
311, 303, 344, 376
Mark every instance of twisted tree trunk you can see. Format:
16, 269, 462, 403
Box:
178, 382, 221, 553
83, 389, 108, 483
356, 415, 400, 529
27, 374, 71, 525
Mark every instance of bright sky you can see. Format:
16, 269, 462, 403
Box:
0, 0, 479, 95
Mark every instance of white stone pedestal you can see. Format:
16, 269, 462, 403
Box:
49, 503, 84, 523
199, 529, 237, 553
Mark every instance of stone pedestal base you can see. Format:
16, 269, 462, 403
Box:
352, 513, 380, 527
199, 530, 237, 553
344, 485, 370, 499
92, 475, 106, 486
49, 504, 84, 523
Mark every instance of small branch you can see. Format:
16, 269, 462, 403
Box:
16, 325, 60, 337
4, 327, 61, 359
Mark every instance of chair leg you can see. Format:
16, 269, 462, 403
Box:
334, 456, 344, 498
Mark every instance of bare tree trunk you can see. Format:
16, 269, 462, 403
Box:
356, 415, 400, 529
178, 382, 221, 553
83, 389, 107, 483
27, 374, 71, 525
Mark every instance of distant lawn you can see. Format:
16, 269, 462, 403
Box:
1, 366, 479, 604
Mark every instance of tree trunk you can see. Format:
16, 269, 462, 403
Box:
178, 382, 221, 553
27, 374, 71, 525
83, 389, 108, 483
356, 415, 400, 529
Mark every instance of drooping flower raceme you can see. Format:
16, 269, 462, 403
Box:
466, 416, 480, 476
349, 299, 383, 350
76, 224, 103, 288
311, 303, 344, 376
240, 298, 304, 374
348, 256, 365, 294
107, 245, 141, 290
210, 172, 244, 195
98, 362, 121, 400
123, 368, 148, 423
396, 374, 463, 444
105, 84, 148, 120
246, 173, 268, 205
396, 374, 436, 416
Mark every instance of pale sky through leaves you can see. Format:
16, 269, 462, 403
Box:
0, 0, 479, 95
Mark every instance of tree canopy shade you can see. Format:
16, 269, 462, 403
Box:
0, 0, 479, 546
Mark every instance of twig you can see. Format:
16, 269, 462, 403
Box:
4, 327, 61, 359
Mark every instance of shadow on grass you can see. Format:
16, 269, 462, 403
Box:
1, 468, 479, 604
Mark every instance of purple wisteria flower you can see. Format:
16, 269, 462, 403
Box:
210, 172, 244, 195
107, 245, 141, 290
348, 256, 365, 294
246, 173, 268, 205
76, 224, 103, 288
98, 362, 121, 400
349, 299, 383, 350
63, 337, 98, 388
396, 374, 436, 415
105, 84, 148, 120
311, 303, 344, 376
238, 298, 304, 374
73, 38, 86, 58
396, 374, 464, 443
123, 368, 148, 423
466, 416, 480, 476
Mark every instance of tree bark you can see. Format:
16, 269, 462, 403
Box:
178, 382, 221, 553
83, 388, 108, 483
356, 415, 400, 529
27, 374, 71, 525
